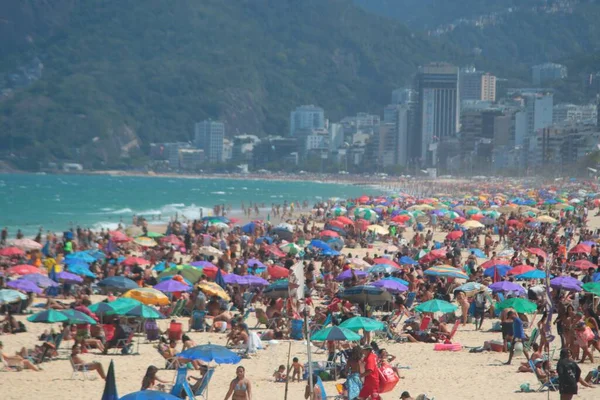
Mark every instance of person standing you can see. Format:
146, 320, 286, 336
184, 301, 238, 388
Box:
358, 345, 380, 400
505, 310, 529, 365
224, 366, 252, 400
557, 348, 594, 400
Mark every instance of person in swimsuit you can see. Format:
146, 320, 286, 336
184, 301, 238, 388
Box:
224, 366, 252, 400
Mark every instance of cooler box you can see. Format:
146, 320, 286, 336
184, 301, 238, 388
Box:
489, 340, 504, 352
378, 364, 400, 393
168, 321, 183, 341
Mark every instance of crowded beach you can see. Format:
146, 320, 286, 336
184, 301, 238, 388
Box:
3, 179, 600, 399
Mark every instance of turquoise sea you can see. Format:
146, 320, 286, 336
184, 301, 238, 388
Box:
0, 174, 378, 236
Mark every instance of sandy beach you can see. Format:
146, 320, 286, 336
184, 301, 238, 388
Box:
3, 213, 600, 400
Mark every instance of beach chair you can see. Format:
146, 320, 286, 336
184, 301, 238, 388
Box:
190, 310, 208, 332
418, 316, 432, 332
253, 309, 278, 329
70, 357, 94, 380
316, 375, 344, 400
438, 320, 460, 343
171, 299, 185, 317
242, 292, 255, 310
170, 367, 196, 399
111, 331, 135, 355
528, 359, 557, 392
404, 292, 417, 310
193, 367, 216, 399
524, 328, 539, 352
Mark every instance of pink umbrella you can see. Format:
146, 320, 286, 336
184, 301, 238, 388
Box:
0, 247, 25, 257
122, 256, 149, 266
319, 230, 340, 238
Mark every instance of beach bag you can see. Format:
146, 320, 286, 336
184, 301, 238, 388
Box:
378, 363, 399, 393
290, 319, 304, 340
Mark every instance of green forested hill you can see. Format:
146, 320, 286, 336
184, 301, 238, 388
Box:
0, 0, 460, 167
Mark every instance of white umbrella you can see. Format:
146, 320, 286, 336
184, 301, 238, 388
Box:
0, 289, 28, 305
10, 238, 43, 251
199, 246, 223, 256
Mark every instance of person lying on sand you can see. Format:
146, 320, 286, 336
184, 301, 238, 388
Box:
0, 341, 40, 371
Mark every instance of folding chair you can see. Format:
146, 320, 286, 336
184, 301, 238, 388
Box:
111, 332, 135, 355
404, 292, 417, 310
524, 328, 539, 352
529, 359, 557, 392
192, 367, 216, 399
70, 357, 94, 380
170, 367, 196, 399
438, 320, 461, 343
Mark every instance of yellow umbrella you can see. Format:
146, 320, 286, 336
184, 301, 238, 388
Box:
367, 225, 388, 235
462, 220, 484, 229
536, 215, 557, 223
123, 288, 170, 306
134, 237, 157, 247
407, 204, 434, 211
198, 282, 230, 301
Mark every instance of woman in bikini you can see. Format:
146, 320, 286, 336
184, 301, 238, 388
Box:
224, 366, 252, 400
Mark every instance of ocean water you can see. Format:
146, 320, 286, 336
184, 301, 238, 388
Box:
0, 173, 377, 236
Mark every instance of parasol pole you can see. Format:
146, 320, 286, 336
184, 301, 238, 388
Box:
284, 341, 292, 400
303, 308, 314, 399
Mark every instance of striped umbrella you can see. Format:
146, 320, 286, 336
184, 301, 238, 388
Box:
424, 265, 468, 279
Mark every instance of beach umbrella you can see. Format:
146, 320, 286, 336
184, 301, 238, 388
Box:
372, 258, 401, 268
569, 244, 592, 254
371, 279, 408, 293
133, 237, 157, 247
515, 270, 549, 280
120, 391, 180, 400
483, 265, 511, 278
0, 289, 27, 304
61, 309, 98, 325
66, 252, 96, 263
247, 258, 267, 270
177, 344, 241, 364
123, 288, 170, 306
570, 260, 597, 270
199, 246, 223, 257
0, 247, 25, 257
145, 231, 164, 239
415, 299, 458, 314
319, 230, 340, 238
453, 282, 488, 297
489, 281, 526, 294
309, 240, 332, 251
56, 271, 84, 283
496, 298, 537, 314
550, 276, 582, 291
536, 215, 557, 224
446, 231, 463, 240
124, 304, 165, 319
311, 326, 362, 341
98, 276, 139, 292
332, 207, 347, 216
190, 261, 216, 268
267, 264, 289, 279
263, 279, 291, 299
340, 285, 393, 306
336, 269, 368, 281
200, 265, 227, 280
125, 225, 144, 237
399, 256, 418, 265
102, 360, 118, 400
468, 249, 486, 258
326, 220, 345, 230
336, 216, 354, 225
526, 248, 547, 259
22, 273, 59, 288
10, 238, 42, 250
89, 298, 142, 315
122, 256, 149, 266
255, 236, 273, 245
198, 282, 231, 301
153, 279, 190, 293
461, 220, 484, 229
109, 231, 132, 243
280, 243, 302, 255
340, 316, 385, 332
152, 261, 176, 273
7, 279, 43, 294
275, 222, 294, 232
507, 265, 535, 276
368, 264, 397, 274
67, 263, 97, 278
424, 265, 468, 279
347, 258, 371, 268
582, 282, 600, 296
160, 234, 183, 246
6, 264, 41, 276
27, 309, 69, 323
241, 275, 269, 286
367, 225, 388, 235
158, 265, 204, 283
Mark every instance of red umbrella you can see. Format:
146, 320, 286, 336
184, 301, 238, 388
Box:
446, 231, 463, 240
122, 256, 149, 266
109, 231, 132, 243
7, 264, 41, 275
527, 248, 547, 260
419, 249, 447, 264
319, 230, 340, 238
479, 258, 510, 269
0, 247, 25, 257
507, 264, 535, 275
268, 265, 289, 279
453, 217, 466, 224
201, 265, 228, 279
358, 196, 369, 204
506, 220, 522, 226
161, 235, 184, 247
570, 259, 597, 270
355, 220, 370, 232
336, 216, 354, 225
267, 245, 286, 258
569, 244, 592, 254
392, 215, 411, 223
372, 258, 401, 269
327, 220, 345, 229
228, 218, 241, 224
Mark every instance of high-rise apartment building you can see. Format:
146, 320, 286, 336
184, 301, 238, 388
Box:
412, 63, 460, 164
460, 67, 496, 102
194, 120, 225, 163
289, 105, 325, 136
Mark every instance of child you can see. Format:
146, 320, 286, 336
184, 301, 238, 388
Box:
273, 364, 287, 382
291, 357, 304, 382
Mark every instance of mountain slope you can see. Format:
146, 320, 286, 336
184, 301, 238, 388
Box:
0, 0, 461, 167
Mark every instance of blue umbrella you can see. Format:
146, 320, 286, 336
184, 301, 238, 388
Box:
7, 279, 43, 294
368, 264, 396, 274
177, 344, 241, 364
483, 265, 511, 278
310, 240, 332, 251
67, 263, 97, 278
593, 272, 600, 282
322, 249, 341, 256
153, 261, 176, 273
56, 271, 84, 283
516, 270, 549, 280
102, 360, 118, 400
86, 249, 107, 260
27, 309, 69, 323
22, 273, 59, 288
215, 268, 226, 289
120, 391, 180, 400
153, 279, 191, 293
241, 222, 256, 234
66, 252, 96, 263
255, 236, 273, 245
468, 249, 486, 258
399, 256, 418, 265
98, 276, 139, 291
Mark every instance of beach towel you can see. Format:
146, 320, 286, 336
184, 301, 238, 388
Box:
316, 376, 327, 400
248, 331, 264, 353
346, 372, 362, 399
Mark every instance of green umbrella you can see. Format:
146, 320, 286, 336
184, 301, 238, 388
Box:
414, 299, 458, 314
311, 326, 361, 341
158, 265, 204, 283
27, 309, 69, 323
145, 231, 164, 238
124, 304, 166, 319
582, 282, 600, 296
89, 298, 142, 315
496, 298, 537, 314
60, 309, 98, 325
339, 316, 385, 332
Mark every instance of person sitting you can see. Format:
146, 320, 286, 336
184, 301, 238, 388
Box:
518, 343, 542, 373
141, 365, 168, 390
70, 344, 106, 380
273, 364, 287, 382
102, 319, 132, 354
0, 341, 40, 371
